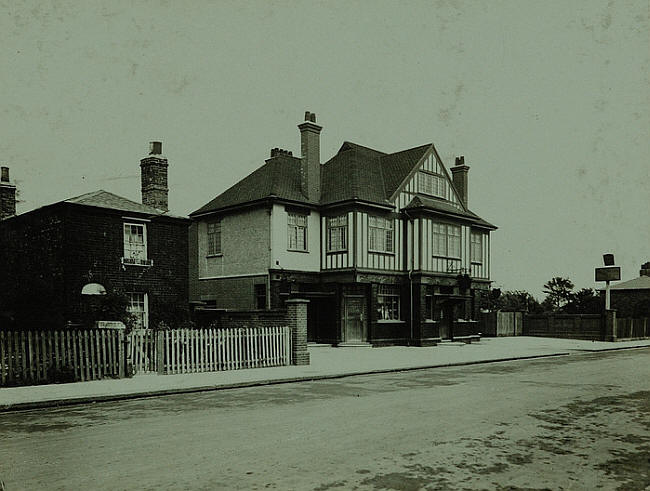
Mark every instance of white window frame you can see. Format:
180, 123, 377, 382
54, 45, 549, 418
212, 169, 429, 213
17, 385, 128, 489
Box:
287, 213, 308, 252
327, 215, 347, 252
368, 216, 394, 254
418, 171, 446, 198
377, 285, 400, 321
207, 219, 222, 256
127, 292, 148, 329
123, 222, 147, 261
432, 223, 461, 259
470, 231, 483, 264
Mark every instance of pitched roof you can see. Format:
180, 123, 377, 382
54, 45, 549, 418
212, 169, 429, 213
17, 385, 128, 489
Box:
190, 139, 492, 232
610, 275, 650, 290
64, 190, 186, 219
191, 154, 308, 216
403, 195, 497, 229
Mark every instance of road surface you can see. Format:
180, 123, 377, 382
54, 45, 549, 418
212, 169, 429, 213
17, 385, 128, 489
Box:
1, 348, 649, 490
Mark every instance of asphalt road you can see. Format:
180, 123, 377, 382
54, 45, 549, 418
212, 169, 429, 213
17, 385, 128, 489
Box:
1, 349, 649, 491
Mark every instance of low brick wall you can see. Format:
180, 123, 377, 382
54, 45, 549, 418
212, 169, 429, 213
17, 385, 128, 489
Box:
524, 314, 603, 341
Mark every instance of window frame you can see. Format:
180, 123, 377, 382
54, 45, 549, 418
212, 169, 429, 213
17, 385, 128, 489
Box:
432, 222, 461, 259
368, 216, 394, 254
206, 219, 222, 256
377, 285, 401, 321
123, 222, 148, 261
287, 212, 308, 252
326, 215, 348, 253
470, 231, 483, 264
418, 170, 447, 198
254, 284, 267, 310
127, 292, 148, 329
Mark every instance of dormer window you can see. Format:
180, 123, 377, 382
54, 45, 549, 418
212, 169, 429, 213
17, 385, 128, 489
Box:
418, 171, 446, 198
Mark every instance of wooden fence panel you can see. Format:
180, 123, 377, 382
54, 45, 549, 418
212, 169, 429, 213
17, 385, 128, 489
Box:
0, 328, 126, 387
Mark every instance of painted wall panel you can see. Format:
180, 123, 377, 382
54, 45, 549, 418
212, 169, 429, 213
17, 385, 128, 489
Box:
271, 203, 320, 272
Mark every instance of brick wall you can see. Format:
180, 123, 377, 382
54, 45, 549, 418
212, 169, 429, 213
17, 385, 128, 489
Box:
193, 275, 268, 310
0, 203, 189, 329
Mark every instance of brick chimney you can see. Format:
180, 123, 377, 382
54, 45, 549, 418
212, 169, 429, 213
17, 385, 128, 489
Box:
451, 155, 470, 207
298, 111, 322, 202
0, 166, 16, 220
140, 141, 169, 211
640, 262, 650, 277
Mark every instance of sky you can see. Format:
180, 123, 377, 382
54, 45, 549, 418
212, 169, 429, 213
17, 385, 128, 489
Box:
2, 0, 648, 299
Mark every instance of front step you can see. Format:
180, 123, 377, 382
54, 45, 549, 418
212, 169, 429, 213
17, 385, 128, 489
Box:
337, 342, 372, 348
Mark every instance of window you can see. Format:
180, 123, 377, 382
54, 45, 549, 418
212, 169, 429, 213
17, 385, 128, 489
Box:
470, 232, 483, 263
127, 292, 148, 329
254, 284, 266, 310
377, 285, 400, 320
287, 213, 308, 251
327, 215, 347, 252
425, 295, 443, 321
368, 216, 394, 253
432, 223, 461, 258
207, 220, 221, 255
418, 171, 446, 198
123, 223, 147, 260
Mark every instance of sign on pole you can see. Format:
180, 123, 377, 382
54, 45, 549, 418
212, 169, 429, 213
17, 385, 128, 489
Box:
595, 267, 621, 282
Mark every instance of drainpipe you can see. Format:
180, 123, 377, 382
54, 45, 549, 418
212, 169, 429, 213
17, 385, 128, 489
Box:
404, 210, 415, 345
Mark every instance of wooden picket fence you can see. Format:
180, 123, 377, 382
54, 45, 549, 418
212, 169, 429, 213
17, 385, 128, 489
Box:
0, 329, 125, 387
128, 326, 292, 375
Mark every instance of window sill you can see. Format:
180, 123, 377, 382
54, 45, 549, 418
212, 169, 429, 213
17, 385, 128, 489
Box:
121, 257, 153, 267
206, 254, 223, 258
470, 261, 482, 265
432, 255, 461, 260
424, 320, 439, 324
287, 249, 310, 253
377, 319, 405, 324
326, 249, 348, 254
368, 250, 395, 256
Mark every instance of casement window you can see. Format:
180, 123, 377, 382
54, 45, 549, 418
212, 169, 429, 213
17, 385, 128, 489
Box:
123, 223, 147, 261
254, 284, 267, 310
327, 215, 347, 252
425, 295, 443, 321
287, 213, 308, 251
418, 171, 446, 198
377, 285, 400, 320
207, 220, 222, 256
470, 231, 483, 263
127, 292, 148, 329
368, 216, 394, 253
432, 223, 461, 258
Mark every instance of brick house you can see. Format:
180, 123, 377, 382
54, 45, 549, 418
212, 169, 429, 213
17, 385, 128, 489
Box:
189, 112, 497, 346
607, 262, 650, 317
0, 143, 189, 330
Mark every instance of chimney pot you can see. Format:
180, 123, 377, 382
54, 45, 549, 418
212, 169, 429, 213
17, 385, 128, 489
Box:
310, 113, 316, 122
149, 141, 163, 155
0, 167, 8, 182
304, 111, 311, 121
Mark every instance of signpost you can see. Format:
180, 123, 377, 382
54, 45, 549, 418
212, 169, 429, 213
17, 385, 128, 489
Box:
595, 255, 620, 310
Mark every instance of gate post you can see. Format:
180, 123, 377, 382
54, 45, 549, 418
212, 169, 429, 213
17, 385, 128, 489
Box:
156, 330, 165, 374
604, 309, 617, 341
286, 299, 310, 365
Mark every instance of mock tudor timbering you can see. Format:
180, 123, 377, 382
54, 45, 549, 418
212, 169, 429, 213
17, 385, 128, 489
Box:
190, 111, 497, 346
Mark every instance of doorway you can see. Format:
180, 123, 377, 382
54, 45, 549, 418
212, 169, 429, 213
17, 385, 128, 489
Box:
343, 295, 367, 343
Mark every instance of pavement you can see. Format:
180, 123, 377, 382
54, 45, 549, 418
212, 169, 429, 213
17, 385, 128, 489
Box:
1, 336, 649, 413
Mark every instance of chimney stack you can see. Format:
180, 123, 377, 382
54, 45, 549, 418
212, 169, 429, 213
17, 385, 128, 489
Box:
640, 262, 650, 277
0, 166, 17, 220
451, 155, 470, 207
140, 141, 169, 211
298, 111, 322, 202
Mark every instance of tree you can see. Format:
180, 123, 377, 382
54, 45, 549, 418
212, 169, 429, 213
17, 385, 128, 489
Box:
481, 289, 542, 313
563, 288, 602, 314
542, 277, 574, 310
